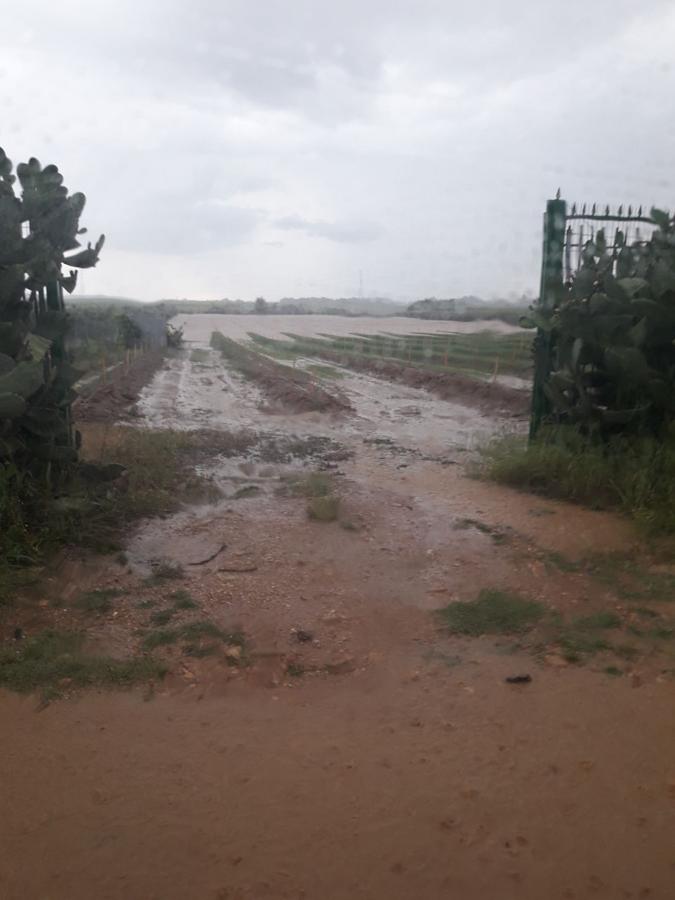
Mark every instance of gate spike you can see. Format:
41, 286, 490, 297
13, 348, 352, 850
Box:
571, 202, 577, 216
638, 205, 642, 217
628, 205, 632, 217
556, 187, 561, 200
592, 203, 596, 215
605, 204, 610, 216
582, 203, 587, 216
618, 204, 623, 217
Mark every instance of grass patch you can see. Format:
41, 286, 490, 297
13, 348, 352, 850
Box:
548, 608, 621, 662
581, 553, 675, 603
142, 628, 180, 650
170, 590, 198, 610
480, 429, 675, 534
283, 471, 341, 523
150, 608, 176, 626
438, 589, 545, 636
183, 642, 220, 658
648, 626, 675, 640
558, 633, 611, 661
288, 472, 335, 498
74, 588, 124, 614
0, 630, 165, 699
307, 495, 340, 522
574, 611, 621, 630
148, 562, 184, 582
635, 606, 659, 619
142, 619, 244, 651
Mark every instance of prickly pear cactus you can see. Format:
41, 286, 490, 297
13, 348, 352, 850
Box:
528, 209, 675, 439
0, 147, 104, 470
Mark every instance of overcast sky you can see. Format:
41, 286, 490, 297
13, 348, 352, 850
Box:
2, 1, 675, 302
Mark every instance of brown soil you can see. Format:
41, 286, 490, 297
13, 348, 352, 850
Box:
2, 337, 675, 900
212, 334, 353, 415
73, 349, 166, 423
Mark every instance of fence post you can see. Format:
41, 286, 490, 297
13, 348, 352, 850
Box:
529, 197, 566, 440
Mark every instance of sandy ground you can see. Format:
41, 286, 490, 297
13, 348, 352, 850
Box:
1, 318, 674, 900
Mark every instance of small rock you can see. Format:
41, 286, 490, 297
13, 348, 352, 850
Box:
505, 674, 532, 684
324, 656, 356, 675
225, 645, 242, 662
630, 672, 643, 688
322, 611, 346, 625
294, 629, 314, 643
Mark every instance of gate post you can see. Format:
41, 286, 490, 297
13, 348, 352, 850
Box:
529, 197, 566, 440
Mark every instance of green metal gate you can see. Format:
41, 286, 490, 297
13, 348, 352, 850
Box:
529, 194, 659, 439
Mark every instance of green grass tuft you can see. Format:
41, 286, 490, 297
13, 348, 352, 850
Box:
307, 495, 340, 522
142, 628, 180, 650
142, 619, 244, 651
74, 588, 124, 614
648, 626, 675, 640
170, 590, 198, 610
573, 611, 621, 631
289, 472, 335, 498
146, 562, 184, 583
481, 429, 675, 535
438, 589, 545, 636
150, 608, 176, 626
0, 630, 165, 698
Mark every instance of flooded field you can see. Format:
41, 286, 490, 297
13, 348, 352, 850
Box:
170, 312, 520, 343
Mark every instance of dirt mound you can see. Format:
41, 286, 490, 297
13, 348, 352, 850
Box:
74, 350, 165, 423
211, 333, 353, 415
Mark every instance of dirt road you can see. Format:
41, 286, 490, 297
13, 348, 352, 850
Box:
1, 319, 674, 900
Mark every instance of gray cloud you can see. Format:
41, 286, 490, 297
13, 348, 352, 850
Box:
275, 214, 383, 243
1, 1, 674, 300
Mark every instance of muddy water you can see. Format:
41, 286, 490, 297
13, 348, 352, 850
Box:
138, 339, 512, 458
171, 312, 520, 342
